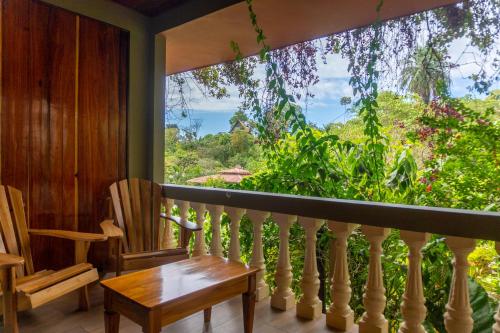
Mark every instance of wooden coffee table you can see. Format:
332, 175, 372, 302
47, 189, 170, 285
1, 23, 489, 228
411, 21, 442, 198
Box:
100, 255, 259, 333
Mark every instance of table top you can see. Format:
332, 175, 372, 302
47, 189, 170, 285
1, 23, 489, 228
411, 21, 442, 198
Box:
101, 255, 258, 309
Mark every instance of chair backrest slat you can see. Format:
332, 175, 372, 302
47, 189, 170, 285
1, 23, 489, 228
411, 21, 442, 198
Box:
8, 186, 35, 275
0, 186, 21, 257
129, 178, 144, 251
140, 179, 152, 251
118, 179, 138, 252
110, 179, 163, 254
152, 183, 161, 251
0, 185, 34, 277
109, 183, 129, 252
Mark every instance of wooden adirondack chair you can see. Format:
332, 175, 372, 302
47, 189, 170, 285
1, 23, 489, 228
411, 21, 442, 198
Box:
0, 185, 109, 333
102, 179, 200, 276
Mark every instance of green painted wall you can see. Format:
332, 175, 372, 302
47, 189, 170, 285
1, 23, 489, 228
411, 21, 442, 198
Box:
41, 0, 163, 181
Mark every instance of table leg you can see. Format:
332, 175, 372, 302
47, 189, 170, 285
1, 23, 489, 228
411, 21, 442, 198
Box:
204, 307, 212, 323
242, 273, 257, 333
104, 310, 120, 333
104, 289, 120, 333
142, 309, 161, 333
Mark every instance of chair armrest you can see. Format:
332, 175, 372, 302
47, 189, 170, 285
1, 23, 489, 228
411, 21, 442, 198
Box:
120, 248, 187, 261
29, 229, 108, 242
100, 220, 124, 238
0, 253, 24, 269
160, 213, 201, 231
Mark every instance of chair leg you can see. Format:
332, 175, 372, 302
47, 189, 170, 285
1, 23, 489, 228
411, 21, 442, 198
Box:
78, 285, 90, 311
1, 268, 19, 333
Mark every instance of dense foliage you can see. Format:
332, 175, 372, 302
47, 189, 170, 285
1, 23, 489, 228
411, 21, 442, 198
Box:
165, 0, 499, 331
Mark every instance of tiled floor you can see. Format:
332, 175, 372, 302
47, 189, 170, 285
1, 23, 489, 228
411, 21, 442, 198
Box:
15, 280, 358, 333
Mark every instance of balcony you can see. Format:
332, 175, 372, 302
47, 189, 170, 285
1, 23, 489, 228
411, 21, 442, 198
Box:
15, 184, 500, 332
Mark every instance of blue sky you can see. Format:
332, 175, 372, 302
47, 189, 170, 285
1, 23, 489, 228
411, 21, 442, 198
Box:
168, 38, 498, 137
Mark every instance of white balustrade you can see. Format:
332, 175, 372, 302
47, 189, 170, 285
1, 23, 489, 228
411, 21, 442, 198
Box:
162, 191, 498, 332
444, 237, 476, 333
207, 205, 224, 257
247, 210, 271, 301
326, 221, 356, 331
359, 226, 390, 333
399, 231, 429, 333
270, 213, 297, 311
225, 207, 246, 263
296, 217, 324, 320
161, 198, 176, 249
191, 202, 207, 257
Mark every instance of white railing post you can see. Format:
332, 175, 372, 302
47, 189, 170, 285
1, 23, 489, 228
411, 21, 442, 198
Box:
444, 236, 476, 333
359, 226, 390, 333
494, 242, 500, 333
297, 217, 324, 320
225, 207, 246, 263
191, 202, 207, 257
175, 200, 190, 250
399, 231, 430, 333
247, 210, 271, 301
207, 205, 224, 257
326, 221, 356, 331
161, 198, 177, 249
271, 213, 297, 311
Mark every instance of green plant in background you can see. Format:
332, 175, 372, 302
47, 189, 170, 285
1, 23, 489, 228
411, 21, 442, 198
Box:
165, 0, 499, 331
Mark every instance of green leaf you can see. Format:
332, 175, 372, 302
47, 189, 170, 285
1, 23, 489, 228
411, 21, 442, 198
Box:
469, 277, 496, 333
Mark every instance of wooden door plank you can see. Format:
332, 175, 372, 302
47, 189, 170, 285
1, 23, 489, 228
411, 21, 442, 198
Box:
130, 178, 144, 251
78, 17, 128, 266
7, 186, 34, 275
1, 0, 31, 224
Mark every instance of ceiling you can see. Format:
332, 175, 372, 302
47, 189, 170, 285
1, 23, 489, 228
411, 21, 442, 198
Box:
161, 0, 460, 75
111, 0, 184, 16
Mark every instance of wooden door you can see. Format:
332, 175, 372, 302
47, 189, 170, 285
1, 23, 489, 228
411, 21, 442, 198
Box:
0, 0, 128, 270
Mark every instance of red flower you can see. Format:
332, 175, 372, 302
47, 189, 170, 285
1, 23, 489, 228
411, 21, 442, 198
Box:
426, 184, 432, 192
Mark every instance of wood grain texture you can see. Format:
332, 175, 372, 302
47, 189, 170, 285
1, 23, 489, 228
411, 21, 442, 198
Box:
102, 256, 258, 332
101, 256, 258, 309
78, 15, 128, 268
0, 0, 129, 269
7, 186, 34, 275
108, 179, 193, 274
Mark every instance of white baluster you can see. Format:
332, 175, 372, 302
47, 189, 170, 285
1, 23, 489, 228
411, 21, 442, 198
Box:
247, 210, 271, 301
399, 231, 430, 333
271, 213, 297, 311
359, 226, 390, 333
493, 242, 500, 333
175, 200, 190, 250
326, 222, 356, 331
207, 205, 224, 257
225, 207, 246, 262
297, 217, 324, 320
444, 236, 476, 333
161, 198, 176, 249
191, 202, 207, 257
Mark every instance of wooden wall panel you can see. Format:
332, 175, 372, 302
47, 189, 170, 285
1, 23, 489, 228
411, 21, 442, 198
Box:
1, 0, 31, 205
29, 3, 77, 270
1, 0, 128, 269
78, 16, 128, 266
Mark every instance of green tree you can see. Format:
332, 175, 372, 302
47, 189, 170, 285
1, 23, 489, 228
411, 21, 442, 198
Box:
400, 47, 452, 103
